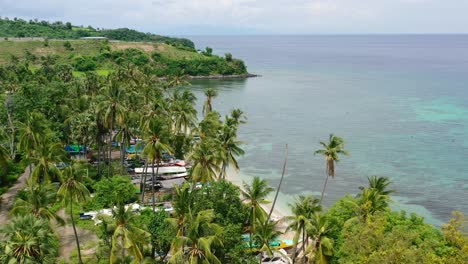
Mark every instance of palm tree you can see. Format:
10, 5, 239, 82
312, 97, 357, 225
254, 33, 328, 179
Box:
141, 118, 173, 211
217, 122, 245, 179
167, 69, 190, 88
30, 138, 67, 184
0, 215, 59, 263
170, 90, 197, 135
359, 176, 395, 196
110, 204, 149, 264
169, 209, 223, 264
254, 219, 282, 257
353, 187, 391, 221
96, 76, 127, 175
314, 134, 349, 203
202, 88, 218, 116
57, 165, 90, 264
228, 108, 247, 127
16, 111, 49, 173
189, 140, 221, 183
286, 195, 322, 260
11, 181, 64, 225
114, 112, 134, 167
304, 213, 333, 264
172, 184, 194, 237
242, 176, 274, 249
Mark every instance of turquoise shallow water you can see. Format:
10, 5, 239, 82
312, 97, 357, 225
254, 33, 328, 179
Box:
184, 35, 468, 225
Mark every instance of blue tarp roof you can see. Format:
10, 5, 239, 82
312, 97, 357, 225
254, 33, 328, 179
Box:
126, 145, 143, 154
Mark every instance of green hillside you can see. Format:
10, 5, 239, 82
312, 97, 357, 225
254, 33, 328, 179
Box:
0, 39, 247, 77
0, 17, 194, 49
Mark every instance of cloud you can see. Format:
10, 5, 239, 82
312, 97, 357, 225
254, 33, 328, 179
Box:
0, 0, 467, 34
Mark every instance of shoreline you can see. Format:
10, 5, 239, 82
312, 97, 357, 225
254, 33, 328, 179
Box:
189, 73, 260, 80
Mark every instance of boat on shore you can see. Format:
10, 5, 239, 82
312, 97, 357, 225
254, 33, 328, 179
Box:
134, 165, 188, 179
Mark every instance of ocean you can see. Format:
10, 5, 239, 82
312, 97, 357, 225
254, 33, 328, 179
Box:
184, 35, 468, 225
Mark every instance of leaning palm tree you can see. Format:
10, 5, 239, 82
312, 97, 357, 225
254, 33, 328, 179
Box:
202, 88, 218, 116
286, 195, 322, 260
141, 118, 173, 211
169, 209, 223, 264
314, 134, 349, 203
110, 204, 149, 264
242, 176, 274, 250
0, 215, 59, 263
304, 213, 333, 264
57, 165, 90, 264
11, 181, 64, 225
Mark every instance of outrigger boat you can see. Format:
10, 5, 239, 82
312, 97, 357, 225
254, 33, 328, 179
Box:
242, 234, 294, 251
134, 166, 188, 179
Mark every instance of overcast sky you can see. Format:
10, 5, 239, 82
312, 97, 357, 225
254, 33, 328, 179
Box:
1, 0, 467, 35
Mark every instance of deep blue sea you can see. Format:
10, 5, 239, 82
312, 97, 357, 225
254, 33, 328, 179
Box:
184, 35, 468, 225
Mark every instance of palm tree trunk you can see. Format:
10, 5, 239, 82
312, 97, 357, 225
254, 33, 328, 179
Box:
141, 158, 148, 204
70, 195, 83, 264
96, 134, 100, 177
152, 158, 160, 211
319, 174, 330, 204
302, 227, 306, 258
218, 162, 226, 180
108, 131, 112, 177
121, 235, 125, 262
268, 144, 288, 221
292, 230, 300, 264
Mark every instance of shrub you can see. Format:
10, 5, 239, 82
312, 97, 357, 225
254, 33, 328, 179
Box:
73, 56, 97, 71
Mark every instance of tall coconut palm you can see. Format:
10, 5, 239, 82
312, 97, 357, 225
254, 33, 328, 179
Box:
16, 111, 49, 173
314, 134, 349, 203
189, 140, 221, 183
96, 76, 127, 175
110, 204, 149, 264
217, 123, 244, 179
57, 165, 90, 264
171, 91, 198, 135
242, 176, 274, 249
172, 184, 194, 237
305, 213, 333, 264
30, 138, 67, 184
286, 195, 322, 260
141, 118, 173, 211
0, 215, 59, 263
114, 112, 134, 167
11, 181, 64, 225
202, 88, 218, 117
169, 209, 223, 264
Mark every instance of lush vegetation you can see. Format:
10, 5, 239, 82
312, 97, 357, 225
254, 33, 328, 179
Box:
0, 17, 248, 77
0, 40, 466, 264
0, 17, 194, 49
